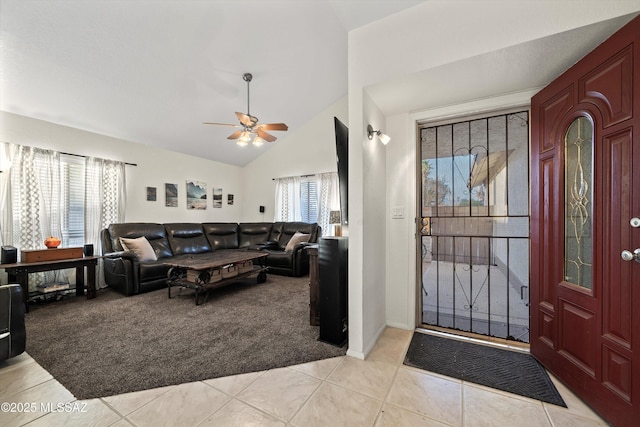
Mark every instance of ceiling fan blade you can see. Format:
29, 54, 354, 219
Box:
227, 130, 244, 140
258, 123, 288, 131
235, 112, 258, 127
256, 129, 277, 142
203, 122, 241, 127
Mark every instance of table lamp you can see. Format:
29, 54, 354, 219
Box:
330, 210, 342, 237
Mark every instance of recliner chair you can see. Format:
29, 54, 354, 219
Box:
0, 284, 26, 362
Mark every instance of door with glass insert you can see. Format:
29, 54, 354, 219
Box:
530, 15, 640, 425
419, 111, 530, 342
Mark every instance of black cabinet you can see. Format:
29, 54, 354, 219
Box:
318, 237, 348, 346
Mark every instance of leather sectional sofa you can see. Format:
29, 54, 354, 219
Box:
100, 222, 320, 296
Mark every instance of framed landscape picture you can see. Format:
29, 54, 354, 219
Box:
165, 183, 178, 207
146, 187, 157, 201
213, 188, 222, 208
186, 181, 207, 210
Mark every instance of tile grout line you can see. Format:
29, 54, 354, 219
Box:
372, 332, 415, 425
376, 331, 456, 426
284, 357, 347, 426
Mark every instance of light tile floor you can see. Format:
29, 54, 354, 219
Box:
0, 328, 609, 426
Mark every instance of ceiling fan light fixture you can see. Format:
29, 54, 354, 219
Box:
237, 131, 251, 146
204, 73, 288, 146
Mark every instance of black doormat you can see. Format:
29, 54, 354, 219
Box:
404, 332, 566, 407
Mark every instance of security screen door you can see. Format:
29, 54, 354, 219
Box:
419, 110, 530, 342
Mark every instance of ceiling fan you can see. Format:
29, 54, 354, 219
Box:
203, 73, 288, 146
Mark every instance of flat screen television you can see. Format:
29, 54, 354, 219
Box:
334, 117, 348, 226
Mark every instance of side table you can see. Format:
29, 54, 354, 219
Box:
0, 256, 99, 312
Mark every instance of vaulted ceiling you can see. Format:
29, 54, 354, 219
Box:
0, 0, 424, 166
1, 1, 637, 167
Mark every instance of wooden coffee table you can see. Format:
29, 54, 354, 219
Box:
165, 250, 268, 305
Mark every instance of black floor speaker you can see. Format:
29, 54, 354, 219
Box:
318, 237, 348, 346
1, 246, 18, 284
1, 246, 17, 264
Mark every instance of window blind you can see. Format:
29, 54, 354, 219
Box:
300, 179, 318, 223
61, 154, 85, 247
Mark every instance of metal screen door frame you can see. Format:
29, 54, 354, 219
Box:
417, 109, 531, 343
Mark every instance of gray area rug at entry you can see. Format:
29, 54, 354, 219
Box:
24, 274, 346, 399
404, 331, 566, 407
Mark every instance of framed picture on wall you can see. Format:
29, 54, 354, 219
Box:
186, 181, 207, 210
227, 194, 234, 205
213, 188, 222, 208
165, 183, 178, 207
146, 187, 157, 201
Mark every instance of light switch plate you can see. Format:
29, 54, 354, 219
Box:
391, 206, 404, 219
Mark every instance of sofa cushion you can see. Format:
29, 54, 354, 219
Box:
108, 223, 173, 259
238, 223, 273, 248
202, 223, 239, 250
279, 222, 319, 247
138, 259, 170, 283
120, 236, 158, 261
164, 223, 211, 255
263, 249, 294, 268
285, 232, 310, 251
269, 222, 285, 243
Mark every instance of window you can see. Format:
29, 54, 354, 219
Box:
61, 155, 85, 247
2, 143, 126, 289
274, 172, 340, 235
300, 178, 318, 223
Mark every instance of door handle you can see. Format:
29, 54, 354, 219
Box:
621, 248, 640, 263
631, 217, 640, 228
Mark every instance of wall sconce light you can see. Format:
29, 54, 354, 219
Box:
367, 124, 390, 145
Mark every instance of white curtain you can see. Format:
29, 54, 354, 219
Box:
0, 143, 127, 290
274, 176, 301, 222
0, 143, 12, 247
315, 172, 340, 236
9, 145, 62, 249
274, 172, 340, 236
85, 157, 126, 288
4, 144, 62, 287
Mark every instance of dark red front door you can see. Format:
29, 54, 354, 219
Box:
531, 15, 640, 427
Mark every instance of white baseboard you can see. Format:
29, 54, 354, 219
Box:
347, 322, 388, 360
346, 349, 365, 360
385, 321, 413, 331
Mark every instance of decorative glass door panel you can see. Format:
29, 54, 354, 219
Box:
564, 116, 593, 289
420, 111, 530, 342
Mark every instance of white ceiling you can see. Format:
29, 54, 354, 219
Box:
1, 1, 637, 167
0, 0, 425, 166
367, 13, 639, 118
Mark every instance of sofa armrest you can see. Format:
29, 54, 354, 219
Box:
104, 250, 138, 260
102, 252, 139, 295
290, 243, 312, 276
0, 284, 26, 361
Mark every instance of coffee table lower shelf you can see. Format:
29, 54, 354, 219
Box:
167, 265, 268, 305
